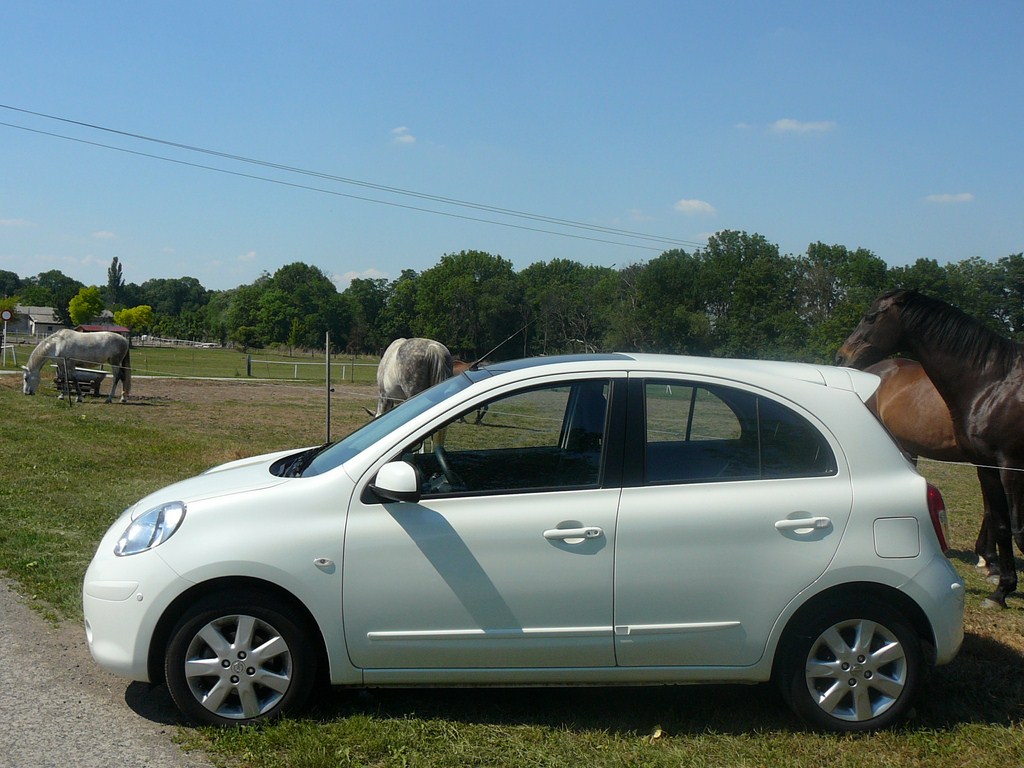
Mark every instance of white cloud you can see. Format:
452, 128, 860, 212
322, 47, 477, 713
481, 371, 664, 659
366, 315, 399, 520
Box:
238, 250, 257, 263
673, 199, 717, 216
925, 192, 974, 204
0, 218, 33, 227
333, 267, 389, 289
770, 118, 837, 134
629, 209, 656, 222
92, 230, 117, 240
391, 126, 416, 144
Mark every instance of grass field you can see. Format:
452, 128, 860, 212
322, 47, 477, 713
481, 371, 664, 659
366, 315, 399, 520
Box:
1, 364, 1023, 767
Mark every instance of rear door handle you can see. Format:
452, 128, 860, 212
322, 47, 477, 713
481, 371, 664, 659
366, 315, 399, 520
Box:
774, 516, 831, 532
543, 526, 603, 541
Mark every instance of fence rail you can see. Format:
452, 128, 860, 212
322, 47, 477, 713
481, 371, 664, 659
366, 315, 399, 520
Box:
244, 356, 378, 384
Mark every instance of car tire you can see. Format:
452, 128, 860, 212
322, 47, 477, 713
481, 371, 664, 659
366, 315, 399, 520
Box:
164, 591, 316, 726
778, 601, 923, 732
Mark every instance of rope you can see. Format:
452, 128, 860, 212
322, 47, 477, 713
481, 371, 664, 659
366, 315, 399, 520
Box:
915, 456, 1024, 474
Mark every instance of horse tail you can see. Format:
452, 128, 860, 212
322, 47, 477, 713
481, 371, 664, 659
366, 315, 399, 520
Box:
121, 347, 132, 397
432, 344, 453, 386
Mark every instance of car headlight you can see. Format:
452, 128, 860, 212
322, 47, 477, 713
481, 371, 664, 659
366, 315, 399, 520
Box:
114, 501, 186, 556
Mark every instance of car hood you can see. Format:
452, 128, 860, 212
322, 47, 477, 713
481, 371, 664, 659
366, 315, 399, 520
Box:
126, 447, 301, 516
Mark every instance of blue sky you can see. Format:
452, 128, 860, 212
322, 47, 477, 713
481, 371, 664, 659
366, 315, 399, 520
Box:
1, 1, 1021, 292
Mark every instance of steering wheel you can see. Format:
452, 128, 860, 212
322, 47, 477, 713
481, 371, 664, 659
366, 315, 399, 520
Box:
433, 445, 465, 488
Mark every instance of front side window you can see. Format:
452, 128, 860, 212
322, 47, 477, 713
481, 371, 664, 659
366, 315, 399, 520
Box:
300, 373, 479, 477
402, 379, 610, 496
643, 380, 835, 484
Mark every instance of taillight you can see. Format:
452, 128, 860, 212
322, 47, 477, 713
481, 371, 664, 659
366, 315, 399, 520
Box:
926, 483, 950, 553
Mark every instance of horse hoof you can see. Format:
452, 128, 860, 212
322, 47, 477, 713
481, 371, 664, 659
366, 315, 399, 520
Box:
981, 598, 1007, 610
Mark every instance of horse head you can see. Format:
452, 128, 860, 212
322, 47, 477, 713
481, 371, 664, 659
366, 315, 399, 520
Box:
836, 289, 913, 369
21, 365, 39, 395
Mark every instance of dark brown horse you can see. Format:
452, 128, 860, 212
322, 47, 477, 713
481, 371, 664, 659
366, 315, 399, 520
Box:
838, 289, 1024, 608
863, 358, 998, 575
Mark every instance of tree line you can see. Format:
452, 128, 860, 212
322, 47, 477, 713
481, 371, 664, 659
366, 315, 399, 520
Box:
2, 232, 1022, 364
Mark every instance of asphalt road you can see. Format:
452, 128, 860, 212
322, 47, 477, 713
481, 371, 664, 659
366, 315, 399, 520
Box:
0, 579, 212, 768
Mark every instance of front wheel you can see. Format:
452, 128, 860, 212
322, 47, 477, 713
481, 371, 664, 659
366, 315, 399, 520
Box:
778, 603, 923, 732
164, 592, 316, 726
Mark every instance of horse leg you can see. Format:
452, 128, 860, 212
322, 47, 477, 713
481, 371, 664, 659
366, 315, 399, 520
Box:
107, 366, 120, 404
978, 467, 1016, 609
1003, 466, 1024, 556
974, 467, 999, 580
66, 363, 85, 403
974, 516, 992, 571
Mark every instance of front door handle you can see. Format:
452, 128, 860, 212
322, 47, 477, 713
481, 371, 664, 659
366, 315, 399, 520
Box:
543, 526, 603, 541
774, 516, 831, 532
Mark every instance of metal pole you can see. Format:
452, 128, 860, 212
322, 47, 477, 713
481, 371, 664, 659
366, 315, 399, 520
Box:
325, 331, 332, 443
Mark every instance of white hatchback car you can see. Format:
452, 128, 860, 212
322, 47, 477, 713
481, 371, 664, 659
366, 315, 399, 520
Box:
83, 354, 964, 732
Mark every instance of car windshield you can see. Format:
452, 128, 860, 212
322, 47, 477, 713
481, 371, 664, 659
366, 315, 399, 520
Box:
299, 371, 483, 477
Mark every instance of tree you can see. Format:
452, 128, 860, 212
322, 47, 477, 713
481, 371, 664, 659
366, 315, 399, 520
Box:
698, 231, 803, 358
944, 256, 1005, 333
231, 325, 263, 352
797, 243, 887, 361
113, 305, 154, 341
521, 259, 614, 354
0, 270, 21, 298
264, 262, 348, 349
20, 270, 83, 323
341, 277, 389, 353
996, 253, 1024, 337
106, 257, 125, 306
632, 250, 710, 354
137, 276, 209, 316
256, 289, 295, 347
414, 251, 523, 359
887, 258, 950, 296
377, 270, 420, 347
226, 280, 269, 345
68, 286, 106, 326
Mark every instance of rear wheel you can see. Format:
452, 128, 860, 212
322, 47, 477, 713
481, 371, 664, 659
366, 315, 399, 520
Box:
778, 603, 923, 732
164, 592, 316, 726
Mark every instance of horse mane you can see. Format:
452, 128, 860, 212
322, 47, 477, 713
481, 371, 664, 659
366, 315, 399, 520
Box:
893, 290, 1022, 375
25, 331, 60, 369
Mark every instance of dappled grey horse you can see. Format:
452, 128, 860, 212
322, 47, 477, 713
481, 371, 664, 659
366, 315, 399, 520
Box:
375, 337, 454, 416
22, 329, 132, 403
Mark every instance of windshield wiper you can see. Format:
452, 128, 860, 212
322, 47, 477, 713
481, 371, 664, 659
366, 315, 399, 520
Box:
284, 443, 332, 477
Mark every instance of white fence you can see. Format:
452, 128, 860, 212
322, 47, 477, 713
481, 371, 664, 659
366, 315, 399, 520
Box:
245, 356, 378, 383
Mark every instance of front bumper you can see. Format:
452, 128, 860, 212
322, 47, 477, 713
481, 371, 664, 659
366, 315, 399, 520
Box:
82, 549, 191, 682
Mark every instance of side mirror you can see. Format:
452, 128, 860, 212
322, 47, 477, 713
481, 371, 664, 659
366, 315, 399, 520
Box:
369, 461, 422, 503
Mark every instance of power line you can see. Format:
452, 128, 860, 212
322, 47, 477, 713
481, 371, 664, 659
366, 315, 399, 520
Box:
0, 104, 708, 252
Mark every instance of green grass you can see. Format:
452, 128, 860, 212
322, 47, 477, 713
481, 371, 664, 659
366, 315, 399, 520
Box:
1, 371, 1023, 767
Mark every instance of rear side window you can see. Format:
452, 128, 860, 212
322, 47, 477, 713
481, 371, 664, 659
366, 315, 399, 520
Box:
643, 380, 836, 484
